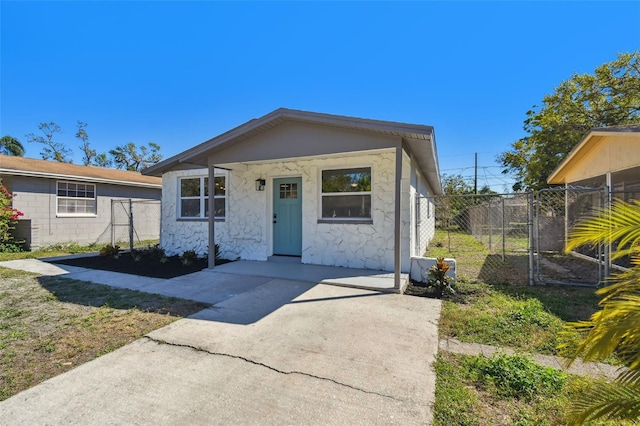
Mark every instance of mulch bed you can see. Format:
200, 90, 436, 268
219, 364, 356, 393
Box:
404, 281, 443, 298
404, 280, 465, 302
52, 254, 213, 279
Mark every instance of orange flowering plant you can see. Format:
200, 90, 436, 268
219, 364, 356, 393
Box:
426, 257, 455, 295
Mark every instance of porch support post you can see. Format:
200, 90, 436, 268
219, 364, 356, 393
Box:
394, 146, 402, 290
208, 163, 216, 269
604, 173, 612, 279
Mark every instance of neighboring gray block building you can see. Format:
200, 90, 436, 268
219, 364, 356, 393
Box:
0, 155, 162, 249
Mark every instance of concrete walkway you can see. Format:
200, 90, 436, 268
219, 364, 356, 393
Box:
0, 258, 441, 425
439, 337, 624, 380
0, 258, 621, 425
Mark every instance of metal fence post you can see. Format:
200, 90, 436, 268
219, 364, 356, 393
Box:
502, 197, 506, 262
111, 199, 115, 246
528, 191, 535, 286
604, 185, 611, 280
129, 199, 134, 251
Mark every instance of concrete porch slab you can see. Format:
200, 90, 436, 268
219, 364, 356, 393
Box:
212, 260, 408, 293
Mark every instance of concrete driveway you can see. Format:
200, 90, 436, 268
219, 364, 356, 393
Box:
1, 276, 441, 425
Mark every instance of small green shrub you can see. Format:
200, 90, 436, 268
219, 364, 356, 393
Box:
508, 298, 553, 327
467, 352, 566, 400
0, 242, 23, 253
130, 249, 142, 262
99, 244, 120, 259
146, 244, 166, 261
180, 249, 198, 266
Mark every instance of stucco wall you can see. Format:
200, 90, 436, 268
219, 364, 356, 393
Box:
407, 153, 435, 259
161, 150, 410, 271
5, 175, 160, 249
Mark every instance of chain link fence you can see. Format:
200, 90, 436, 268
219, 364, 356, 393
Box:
416, 187, 625, 287
418, 194, 532, 285
104, 199, 161, 250
535, 188, 606, 286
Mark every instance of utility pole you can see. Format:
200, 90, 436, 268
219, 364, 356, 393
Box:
474, 152, 478, 194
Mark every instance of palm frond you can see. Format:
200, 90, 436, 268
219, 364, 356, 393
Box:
567, 381, 640, 425
561, 296, 640, 367
566, 199, 640, 260
561, 199, 640, 425
618, 368, 640, 388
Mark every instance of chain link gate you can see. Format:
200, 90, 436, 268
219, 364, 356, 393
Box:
110, 199, 161, 250
534, 187, 607, 287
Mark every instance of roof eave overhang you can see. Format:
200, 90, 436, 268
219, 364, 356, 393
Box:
404, 134, 442, 195
547, 127, 640, 185
142, 108, 440, 178
0, 169, 162, 189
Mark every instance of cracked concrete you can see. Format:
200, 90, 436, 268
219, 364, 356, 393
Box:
1, 277, 441, 425
144, 336, 401, 401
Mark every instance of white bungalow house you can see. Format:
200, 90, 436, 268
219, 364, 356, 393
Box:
143, 108, 442, 288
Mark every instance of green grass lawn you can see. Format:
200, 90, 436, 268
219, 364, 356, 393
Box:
433, 351, 627, 426
439, 278, 600, 355
0, 240, 159, 262
426, 230, 621, 424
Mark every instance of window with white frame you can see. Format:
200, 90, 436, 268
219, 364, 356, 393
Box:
321, 167, 372, 220
57, 181, 96, 215
179, 175, 226, 219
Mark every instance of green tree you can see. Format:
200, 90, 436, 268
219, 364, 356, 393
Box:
558, 199, 640, 424
109, 142, 162, 171
442, 174, 474, 195
76, 121, 95, 165
441, 173, 493, 195
26, 122, 72, 163
499, 52, 640, 191
93, 153, 111, 167
76, 121, 111, 167
0, 135, 25, 156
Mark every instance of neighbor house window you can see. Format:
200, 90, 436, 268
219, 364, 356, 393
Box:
57, 181, 96, 215
321, 167, 371, 220
179, 175, 226, 219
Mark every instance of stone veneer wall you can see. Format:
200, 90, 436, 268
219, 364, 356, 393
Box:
159, 168, 226, 257
161, 149, 414, 272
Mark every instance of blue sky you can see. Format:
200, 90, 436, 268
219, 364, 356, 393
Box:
1, 1, 639, 191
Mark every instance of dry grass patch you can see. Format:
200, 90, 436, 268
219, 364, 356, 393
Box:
0, 267, 208, 401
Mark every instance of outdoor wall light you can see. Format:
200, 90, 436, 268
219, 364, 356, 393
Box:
255, 178, 266, 191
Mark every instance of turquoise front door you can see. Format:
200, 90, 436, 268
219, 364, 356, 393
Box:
273, 177, 302, 256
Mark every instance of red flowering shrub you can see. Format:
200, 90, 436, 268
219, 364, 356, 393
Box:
0, 182, 24, 248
